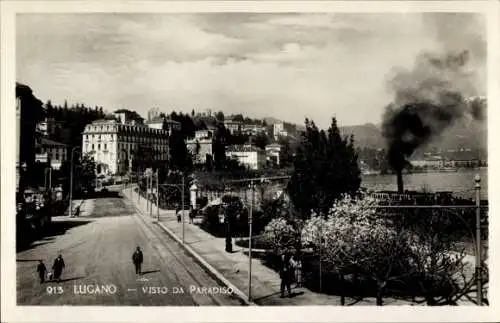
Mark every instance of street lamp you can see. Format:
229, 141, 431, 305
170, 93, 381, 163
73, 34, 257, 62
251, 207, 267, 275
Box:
68, 146, 81, 217
247, 179, 255, 301
475, 174, 483, 305
160, 171, 185, 243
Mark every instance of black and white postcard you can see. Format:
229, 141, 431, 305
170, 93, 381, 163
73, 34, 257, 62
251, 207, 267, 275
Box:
1, 1, 499, 322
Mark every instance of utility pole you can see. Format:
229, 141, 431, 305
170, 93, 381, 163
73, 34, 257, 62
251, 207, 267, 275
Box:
475, 174, 483, 305
248, 179, 254, 301
182, 172, 185, 244
68, 146, 80, 217
156, 169, 160, 221
150, 172, 153, 217
146, 174, 150, 212
137, 173, 140, 204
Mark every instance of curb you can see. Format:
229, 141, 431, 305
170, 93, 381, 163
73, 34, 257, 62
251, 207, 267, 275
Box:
156, 221, 255, 306
121, 189, 256, 306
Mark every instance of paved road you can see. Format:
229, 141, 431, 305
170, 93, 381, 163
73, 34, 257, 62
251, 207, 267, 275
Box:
16, 190, 243, 306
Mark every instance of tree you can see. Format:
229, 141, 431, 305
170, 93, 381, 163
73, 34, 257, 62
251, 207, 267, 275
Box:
232, 114, 244, 122
278, 136, 294, 168
287, 117, 361, 218
301, 194, 479, 306
215, 111, 225, 122
168, 130, 193, 173
253, 132, 269, 150
213, 124, 229, 170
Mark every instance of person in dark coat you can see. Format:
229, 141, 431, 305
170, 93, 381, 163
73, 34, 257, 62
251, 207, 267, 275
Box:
52, 254, 65, 283
176, 204, 181, 223
280, 252, 295, 298
132, 246, 144, 275
36, 260, 47, 284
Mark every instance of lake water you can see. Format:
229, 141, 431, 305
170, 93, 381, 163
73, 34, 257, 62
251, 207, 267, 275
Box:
361, 168, 489, 200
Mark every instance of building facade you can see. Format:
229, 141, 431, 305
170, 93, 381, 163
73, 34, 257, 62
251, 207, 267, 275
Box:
186, 129, 214, 164
242, 124, 267, 136
224, 119, 243, 134
226, 145, 266, 170
265, 143, 282, 166
273, 122, 288, 140
146, 116, 182, 133
37, 117, 62, 137
409, 156, 445, 168
82, 118, 169, 175
35, 138, 68, 170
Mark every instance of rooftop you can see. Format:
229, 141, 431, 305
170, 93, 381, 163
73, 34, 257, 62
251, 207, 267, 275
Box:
226, 145, 264, 153
224, 119, 243, 124
37, 138, 67, 147
146, 117, 181, 125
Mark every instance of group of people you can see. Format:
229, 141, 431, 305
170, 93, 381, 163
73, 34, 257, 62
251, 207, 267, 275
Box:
36, 254, 65, 284
279, 252, 303, 298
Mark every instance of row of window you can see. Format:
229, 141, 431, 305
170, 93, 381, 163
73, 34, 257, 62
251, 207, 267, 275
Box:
85, 125, 168, 136
38, 148, 66, 161
85, 143, 168, 152
84, 134, 168, 144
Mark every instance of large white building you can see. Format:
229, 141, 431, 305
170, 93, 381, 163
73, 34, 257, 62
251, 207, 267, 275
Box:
273, 122, 288, 140
226, 145, 266, 170
242, 124, 267, 136
82, 115, 170, 175
224, 119, 243, 134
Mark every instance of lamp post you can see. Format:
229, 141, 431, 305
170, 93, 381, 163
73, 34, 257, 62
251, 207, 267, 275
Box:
182, 173, 185, 243
248, 179, 255, 301
159, 171, 185, 243
475, 174, 483, 305
68, 146, 81, 217
156, 169, 160, 221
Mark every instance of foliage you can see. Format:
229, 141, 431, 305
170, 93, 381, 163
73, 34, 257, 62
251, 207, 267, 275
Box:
168, 130, 193, 173
58, 152, 97, 196
168, 111, 196, 139
288, 118, 361, 218
253, 132, 269, 150
263, 218, 300, 254
301, 193, 477, 305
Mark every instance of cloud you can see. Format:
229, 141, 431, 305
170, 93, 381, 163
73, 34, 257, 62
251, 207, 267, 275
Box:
16, 13, 487, 128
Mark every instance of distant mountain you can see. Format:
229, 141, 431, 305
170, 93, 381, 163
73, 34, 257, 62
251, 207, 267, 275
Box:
339, 120, 487, 154
340, 123, 385, 149
263, 114, 487, 155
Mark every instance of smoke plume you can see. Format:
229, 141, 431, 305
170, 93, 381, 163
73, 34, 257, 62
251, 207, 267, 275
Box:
381, 49, 486, 192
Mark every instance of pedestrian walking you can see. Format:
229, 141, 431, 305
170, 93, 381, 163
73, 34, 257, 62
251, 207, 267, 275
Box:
176, 204, 181, 223
52, 254, 65, 283
189, 206, 195, 224
280, 252, 295, 298
293, 255, 302, 288
132, 246, 144, 275
36, 260, 47, 284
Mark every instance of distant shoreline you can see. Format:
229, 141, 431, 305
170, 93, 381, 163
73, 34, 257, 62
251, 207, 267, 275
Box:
362, 167, 487, 176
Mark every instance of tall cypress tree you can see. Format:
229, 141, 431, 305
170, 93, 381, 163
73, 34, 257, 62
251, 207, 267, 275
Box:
288, 117, 361, 218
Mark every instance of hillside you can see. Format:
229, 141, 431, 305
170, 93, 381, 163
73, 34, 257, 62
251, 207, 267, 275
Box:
339, 120, 487, 154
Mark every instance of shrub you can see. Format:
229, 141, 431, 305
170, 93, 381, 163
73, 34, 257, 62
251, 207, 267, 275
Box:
263, 218, 299, 254
301, 193, 476, 305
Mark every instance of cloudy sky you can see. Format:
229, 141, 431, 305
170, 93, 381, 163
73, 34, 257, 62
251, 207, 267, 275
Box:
17, 13, 486, 128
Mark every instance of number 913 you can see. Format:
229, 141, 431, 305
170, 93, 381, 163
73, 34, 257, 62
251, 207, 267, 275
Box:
46, 286, 64, 294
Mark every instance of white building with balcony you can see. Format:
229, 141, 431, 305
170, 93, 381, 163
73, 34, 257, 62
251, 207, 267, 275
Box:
82, 118, 169, 175
265, 143, 282, 166
226, 145, 266, 170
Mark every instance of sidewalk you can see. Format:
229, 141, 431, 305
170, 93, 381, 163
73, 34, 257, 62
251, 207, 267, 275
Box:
122, 188, 427, 306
